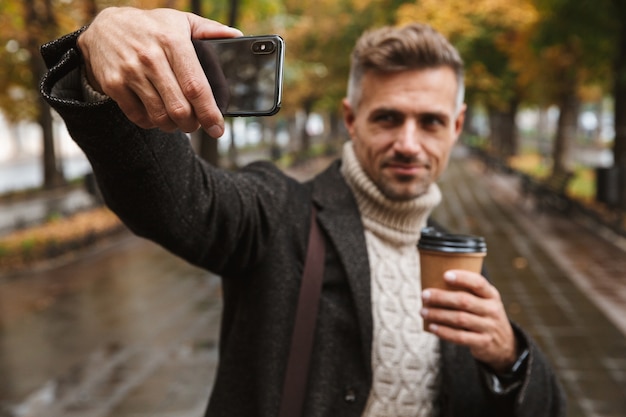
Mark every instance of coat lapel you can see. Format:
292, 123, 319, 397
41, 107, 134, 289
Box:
310, 161, 373, 374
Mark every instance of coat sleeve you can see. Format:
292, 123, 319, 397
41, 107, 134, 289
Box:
512, 325, 567, 416
39, 30, 299, 275
440, 323, 567, 417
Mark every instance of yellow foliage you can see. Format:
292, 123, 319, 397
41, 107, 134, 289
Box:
0, 208, 121, 252
466, 62, 500, 91
397, 0, 537, 40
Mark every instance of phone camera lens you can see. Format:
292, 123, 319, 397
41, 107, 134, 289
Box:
252, 40, 276, 54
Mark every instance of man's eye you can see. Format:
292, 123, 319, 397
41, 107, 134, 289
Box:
421, 115, 445, 128
373, 112, 401, 124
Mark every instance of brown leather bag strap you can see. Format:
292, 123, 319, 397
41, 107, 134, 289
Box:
278, 207, 326, 417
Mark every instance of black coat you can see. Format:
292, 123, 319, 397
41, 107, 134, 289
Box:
40, 30, 566, 417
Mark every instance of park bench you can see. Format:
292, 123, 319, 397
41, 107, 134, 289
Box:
520, 170, 574, 212
470, 147, 512, 174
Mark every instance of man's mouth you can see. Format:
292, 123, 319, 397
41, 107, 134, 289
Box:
384, 161, 430, 177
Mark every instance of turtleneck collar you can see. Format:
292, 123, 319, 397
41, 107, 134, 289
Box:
340, 141, 442, 246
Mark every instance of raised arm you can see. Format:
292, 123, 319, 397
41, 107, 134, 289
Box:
40, 8, 294, 275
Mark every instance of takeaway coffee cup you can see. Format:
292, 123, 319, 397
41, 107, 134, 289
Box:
418, 227, 487, 329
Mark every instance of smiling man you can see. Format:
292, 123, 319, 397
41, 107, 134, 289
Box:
40, 7, 565, 417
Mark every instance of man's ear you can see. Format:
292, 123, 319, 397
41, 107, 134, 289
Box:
453, 103, 467, 141
342, 98, 356, 138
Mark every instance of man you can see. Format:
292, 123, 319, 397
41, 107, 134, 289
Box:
40, 7, 565, 416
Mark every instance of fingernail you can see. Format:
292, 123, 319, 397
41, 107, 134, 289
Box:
208, 124, 224, 138
428, 323, 439, 332
420, 308, 429, 317
422, 290, 431, 300
444, 271, 456, 282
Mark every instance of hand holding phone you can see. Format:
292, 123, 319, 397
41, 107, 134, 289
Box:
193, 35, 284, 117
78, 7, 244, 135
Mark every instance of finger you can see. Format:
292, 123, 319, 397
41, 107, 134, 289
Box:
425, 321, 488, 348
186, 12, 243, 39
422, 288, 492, 317
138, 44, 201, 132
107, 59, 180, 131
421, 306, 485, 333
115, 91, 154, 130
164, 40, 223, 135
185, 14, 242, 135
442, 270, 499, 300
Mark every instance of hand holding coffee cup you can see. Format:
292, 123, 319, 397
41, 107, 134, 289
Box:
418, 227, 487, 330
418, 228, 519, 372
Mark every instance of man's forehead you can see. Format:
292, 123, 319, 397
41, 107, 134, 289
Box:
359, 68, 459, 111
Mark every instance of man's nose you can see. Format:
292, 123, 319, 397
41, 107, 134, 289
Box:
393, 120, 422, 154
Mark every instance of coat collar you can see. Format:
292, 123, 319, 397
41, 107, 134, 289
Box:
309, 160, 373, 373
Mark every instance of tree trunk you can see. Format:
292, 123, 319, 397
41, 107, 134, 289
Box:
227, 119, 238, 169
463, 105, 477, 136
24, 0, 65, 189
612, 2, 626, 208
197, 130, 221, 167
327, 111, 343, 153
536, 107, 552, 158
299, 101, 313, 155
553, 88, 579, 177
287, 115, 298, 152
39, 92, 64, 188
487, 98, 518, 158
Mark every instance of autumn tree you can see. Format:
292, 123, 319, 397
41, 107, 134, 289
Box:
27, 0, 67, 188
281, 0, 412, 155
398, 0, 538, 158
0, 0, 63, 188
0, 0, 172, 191
529, 0, 616, 178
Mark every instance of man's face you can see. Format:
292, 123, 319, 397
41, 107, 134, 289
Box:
343, 67, 465, 201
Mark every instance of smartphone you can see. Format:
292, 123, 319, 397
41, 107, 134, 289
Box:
192, 35, 284, 117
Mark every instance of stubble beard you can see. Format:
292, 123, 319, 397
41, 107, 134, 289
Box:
375, 169, 433, 202
374, 155, 433, 201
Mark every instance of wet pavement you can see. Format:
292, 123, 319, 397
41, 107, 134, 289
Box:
0, 188, 96, 235
0, 145, 625, 416
0, 236, 220, 417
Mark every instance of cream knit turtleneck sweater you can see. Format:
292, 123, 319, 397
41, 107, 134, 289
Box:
340, 142, 442, 417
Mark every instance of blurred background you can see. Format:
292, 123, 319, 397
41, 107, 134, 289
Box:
1, 0, 625, 416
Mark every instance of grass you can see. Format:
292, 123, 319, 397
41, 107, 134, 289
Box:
508, 152, 596, 202
0, 207, 124, 272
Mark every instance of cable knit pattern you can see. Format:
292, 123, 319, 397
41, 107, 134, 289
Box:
340, 142, 442, 417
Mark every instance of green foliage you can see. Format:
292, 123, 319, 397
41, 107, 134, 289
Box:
530, 0, 618, 103
279, 0, 414, 115
20, 237, 36, 255
569, 167, 595, 201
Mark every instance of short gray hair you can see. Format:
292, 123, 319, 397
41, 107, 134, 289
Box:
347, 23, 465, 114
